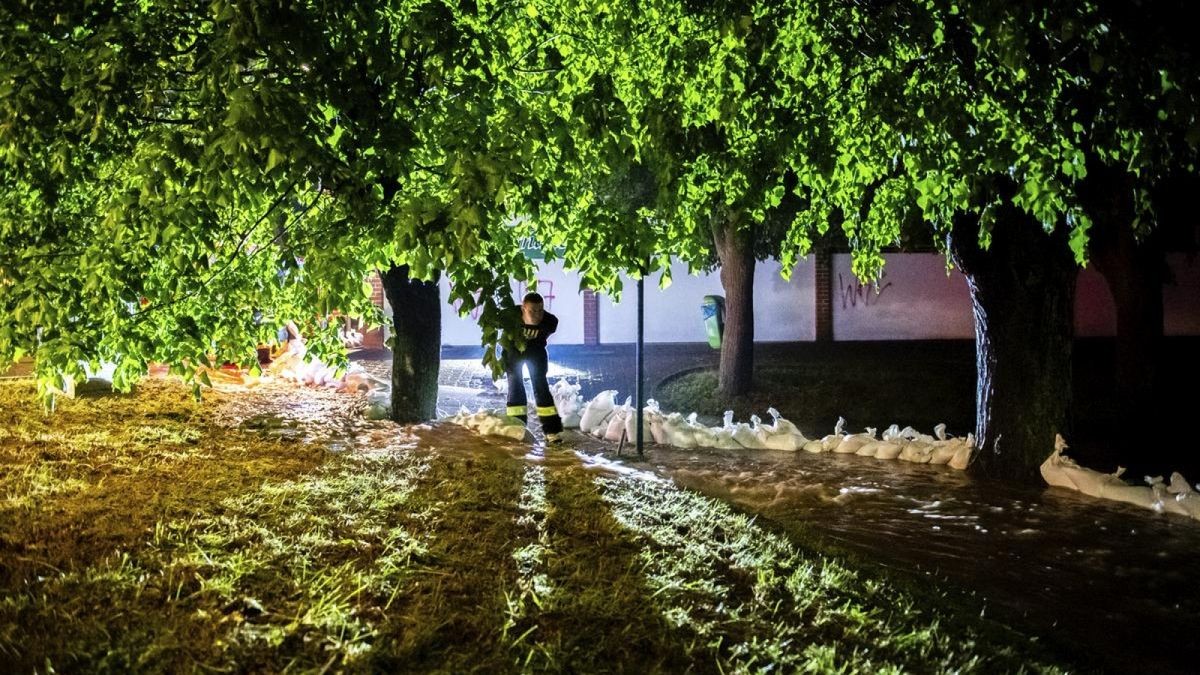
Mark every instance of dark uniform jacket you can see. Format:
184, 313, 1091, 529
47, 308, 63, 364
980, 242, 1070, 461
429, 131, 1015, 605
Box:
506, 308, 558, 351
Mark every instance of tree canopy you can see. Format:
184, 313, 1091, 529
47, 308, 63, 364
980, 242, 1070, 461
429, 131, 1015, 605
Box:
1, 0, 554, 395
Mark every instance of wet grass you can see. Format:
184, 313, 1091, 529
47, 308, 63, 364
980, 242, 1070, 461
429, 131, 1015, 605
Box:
0, 379, 1070, 672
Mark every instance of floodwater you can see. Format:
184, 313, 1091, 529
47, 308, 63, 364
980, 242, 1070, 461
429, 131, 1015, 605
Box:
608, 444, 1200, 674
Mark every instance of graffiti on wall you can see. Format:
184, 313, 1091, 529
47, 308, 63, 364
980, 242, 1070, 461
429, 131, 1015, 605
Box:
839, 272, 893, 309
518, 279, 556, 310
448, 279, 558, 321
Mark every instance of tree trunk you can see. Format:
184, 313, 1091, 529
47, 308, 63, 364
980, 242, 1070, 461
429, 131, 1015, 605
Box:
949, 214, 1076, 481
380, 264, 441, 423
713, 216, 755, 397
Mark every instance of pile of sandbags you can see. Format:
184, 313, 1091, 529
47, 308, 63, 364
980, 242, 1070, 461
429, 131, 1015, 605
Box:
575, 392, 652, 443
1041, 434, 1200, 521
268, 342, 385, 394
550, 378, 585, 428
447, 406, 530, 441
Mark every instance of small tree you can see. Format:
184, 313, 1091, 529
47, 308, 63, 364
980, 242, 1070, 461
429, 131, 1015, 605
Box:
512, 1, 800, 396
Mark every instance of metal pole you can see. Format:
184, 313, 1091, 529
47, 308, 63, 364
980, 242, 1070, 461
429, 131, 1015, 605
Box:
636, 271, 644, 457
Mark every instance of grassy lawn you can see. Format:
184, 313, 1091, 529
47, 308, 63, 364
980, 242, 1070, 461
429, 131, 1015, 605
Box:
655, 361, 975, 437
0, 379, 1066, 672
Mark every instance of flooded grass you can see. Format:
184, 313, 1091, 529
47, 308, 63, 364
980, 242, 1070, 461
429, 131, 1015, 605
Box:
0, 380, 1070, 672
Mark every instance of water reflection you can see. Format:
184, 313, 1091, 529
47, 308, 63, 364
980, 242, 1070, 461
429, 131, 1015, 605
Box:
615, 443, 1199, 674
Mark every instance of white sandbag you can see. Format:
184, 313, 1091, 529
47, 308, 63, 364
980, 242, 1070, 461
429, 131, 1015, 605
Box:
604, 398, 632, 442
450, 407, 528, 441
837, 427, 877, 455
873, 441, 904, 460
463, 408, 492, 431
1097, 480, 1157, 510
930, 441, 958, 465
756, 407, 807, 451
849, 429, 881, 456
624, 403, 653, 444
1168, 472, 1194, 495
551, 378, 585, 429
854, 440, 881, 457
1041, 435, 1134, 496
898, 426, 935, 444
645, 400, 667, 444
364, 388, 391, 420
604, 414, 627, 442
661, 412, 698, 448
1147, 477, 1191, 517
802, 440, 825, 453
687, 413, 718, 447
899, 441, 934, 464
1171, 479, 1200, 519
947, 442, 972, 470
579, 390, 617, 434
1044, 438, 1200, 521
733, 415, 765, 449
819, 417, 848, 452
708, 411, 744, 449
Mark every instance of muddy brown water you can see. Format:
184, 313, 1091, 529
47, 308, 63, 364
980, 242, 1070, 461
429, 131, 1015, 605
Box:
553, 436, 1200, 674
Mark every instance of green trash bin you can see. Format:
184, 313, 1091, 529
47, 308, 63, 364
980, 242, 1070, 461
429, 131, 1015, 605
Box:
701, 295, 725, 349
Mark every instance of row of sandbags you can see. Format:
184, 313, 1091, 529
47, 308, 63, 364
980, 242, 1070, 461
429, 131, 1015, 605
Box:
1041, 435, 1200, 521
569, 385, 974, 470
439, 379, 586, 439
802, 420, 975, 469
446, 406, 530, 440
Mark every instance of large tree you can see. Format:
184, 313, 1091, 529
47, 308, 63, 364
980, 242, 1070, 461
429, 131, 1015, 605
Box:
767, 0, 1200, 478
0, 0, 542, 421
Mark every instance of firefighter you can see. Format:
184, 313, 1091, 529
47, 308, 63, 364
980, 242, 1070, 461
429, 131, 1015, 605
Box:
503, 292, 563, 442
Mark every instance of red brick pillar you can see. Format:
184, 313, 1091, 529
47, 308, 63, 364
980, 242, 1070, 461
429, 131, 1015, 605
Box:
362, 273, 387, 348
583, 289, 600, 345
814, 247, 833, 342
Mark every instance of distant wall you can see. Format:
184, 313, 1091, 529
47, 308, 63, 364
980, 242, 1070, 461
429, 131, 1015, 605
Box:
432, 252, 1200, 345
599, 259, 816, 344
831, 253, 974, 340
439, 261, 588, 346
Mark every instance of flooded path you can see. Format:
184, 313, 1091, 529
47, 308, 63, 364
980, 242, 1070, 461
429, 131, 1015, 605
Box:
594, 441, 1200, 673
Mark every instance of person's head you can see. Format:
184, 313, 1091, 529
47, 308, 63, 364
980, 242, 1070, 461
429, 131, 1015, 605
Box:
522, 292, 544, 323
